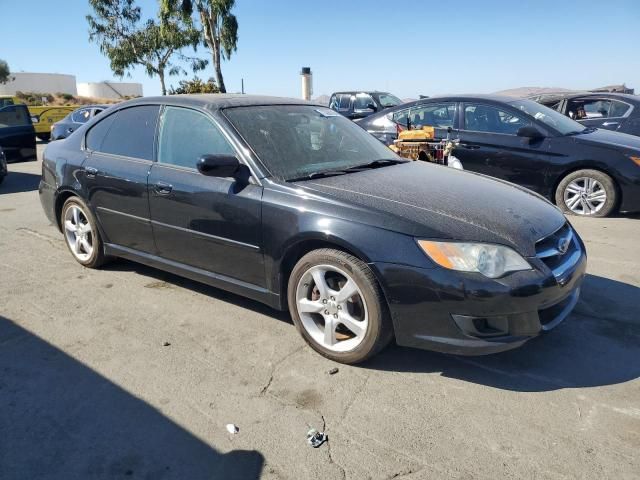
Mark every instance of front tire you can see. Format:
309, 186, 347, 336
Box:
555, 169, 617, 217
61, 197, 106, 268
287, 249, 393, 364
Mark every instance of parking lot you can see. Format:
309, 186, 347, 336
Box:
1, 144, 638, 479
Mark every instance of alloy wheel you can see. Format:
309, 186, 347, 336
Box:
63, 205, 94, 262
563, 176, 607, 215
295, 264, 369, 352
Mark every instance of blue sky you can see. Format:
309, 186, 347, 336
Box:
1, 0, 639, 98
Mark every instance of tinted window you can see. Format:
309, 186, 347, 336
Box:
464, 104, 531, 135
86, 112, 117, 151
609, 100, 631, 117
337, 94, 352, 110
354, 94, 375, 110
157, 106, 234, 169
72, 108, 92, 124
95, 106, 159, 160
0, 105, 31, 127
393, 103, 456, 129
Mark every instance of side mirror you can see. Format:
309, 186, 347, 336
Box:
366, 103, 378, 112
517, 125, 545, 139
197, 154, 241, 177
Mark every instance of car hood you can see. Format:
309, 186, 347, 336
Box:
573, 127, 640, 151
299, 162, 566, 257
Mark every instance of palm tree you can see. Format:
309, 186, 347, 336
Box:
161, 0, 238, 93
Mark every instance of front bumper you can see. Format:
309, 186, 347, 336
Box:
372, 236, 587, 355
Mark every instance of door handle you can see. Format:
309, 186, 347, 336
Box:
602, 121, 619, 127
154, 182, 173, 195
85, 166, 98, 178
462, 144, 480, 150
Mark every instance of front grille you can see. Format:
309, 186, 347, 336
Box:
535, 223, 580, 282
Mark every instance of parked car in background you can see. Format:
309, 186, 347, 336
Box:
358, 95, 640, 217
39, 95, 586, 363
529, 92, 640, 137
0, 103, 37, 162
329, 91, 403, 120
0, 146, 7, 184
0, 96, 75, 141
51, 105, 108, 140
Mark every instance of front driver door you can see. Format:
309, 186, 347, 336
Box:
455, 102, 551, 193
148, 106, 265, 287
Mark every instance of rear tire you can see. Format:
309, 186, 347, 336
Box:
555, 169, 617, 217
287, 248, 393, 364
61, 197, 106, 268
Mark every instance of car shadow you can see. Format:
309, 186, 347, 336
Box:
101, 260, 639, 393
362, 273, 640, 392
102, 258, 292, 324
0, 171, 41, 194
0, 316, 265, 480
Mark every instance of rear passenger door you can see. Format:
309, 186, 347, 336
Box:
148, 106, 264, 287
83, 105, 159, 253
0, 104, 36, 162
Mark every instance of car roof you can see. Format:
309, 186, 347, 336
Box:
378, 94, 522, 110
331, 91, 392, 95
528, 91, 639, 102
119, 94, 322, 111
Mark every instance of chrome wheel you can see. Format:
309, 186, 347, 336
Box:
63, 205, 94, 262
295, 265, 369, 352
563, 177, 607, 215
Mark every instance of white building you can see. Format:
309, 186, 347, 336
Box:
77, 82, 143, 99
0, 72, 143, 99
0, 72, 77, 95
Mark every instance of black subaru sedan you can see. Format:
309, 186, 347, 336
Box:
359, 95, 640, 217
39, 95, 586, 364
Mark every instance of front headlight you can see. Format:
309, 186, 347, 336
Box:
417, 240, 531, 278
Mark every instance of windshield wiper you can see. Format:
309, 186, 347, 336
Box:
287, 169, 349, 182
287, 159, 405, 182
343, 158, 406, 171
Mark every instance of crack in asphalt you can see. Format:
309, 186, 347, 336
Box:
258, 345, 305, 396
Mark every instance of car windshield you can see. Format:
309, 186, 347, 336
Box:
224, 105, 401, 181
375, 93, 402, 108
510, 99, 586, 135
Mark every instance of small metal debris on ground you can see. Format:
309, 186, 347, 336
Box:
226, 423, 239, 434
328, 367, 339, 375
306, 428, 327, 448
163, 341, 171, 347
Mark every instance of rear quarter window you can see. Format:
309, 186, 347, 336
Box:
86, 105, 159, 160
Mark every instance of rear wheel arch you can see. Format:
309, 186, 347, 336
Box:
54, 190, 79, 231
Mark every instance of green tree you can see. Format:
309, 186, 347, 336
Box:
160, 0, 238, 93
0, 59, 13, 85
169, 76, 220, 94
87, 0, 207, 95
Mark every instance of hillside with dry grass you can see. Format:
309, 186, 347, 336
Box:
13, 91, 129, 106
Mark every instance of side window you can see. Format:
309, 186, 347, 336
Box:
86, 112, 117, 151
567, 98, 611, 120
157, 106, 235, 169
96, 106, 160, 160
0, 104, 31, 127
72, 108, 92, 124
329, 95, 339, 110
337, 94, 352, 111
354, 94, 375, 110
609, 100, 631, 118
392, 107, 410, 127
463, 104, 530, 135
408, 103, 456, 129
